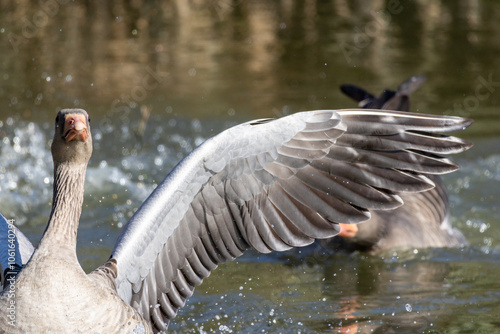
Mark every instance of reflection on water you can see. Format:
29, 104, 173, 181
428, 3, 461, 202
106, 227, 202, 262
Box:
1, 1, 500, 333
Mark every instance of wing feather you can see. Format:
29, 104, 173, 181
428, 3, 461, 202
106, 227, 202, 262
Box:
336, 131, 471, 154
256, 193, 310, 249
328, 145, 460, 174
310, 158, 434, 192
295, 166, 402, 210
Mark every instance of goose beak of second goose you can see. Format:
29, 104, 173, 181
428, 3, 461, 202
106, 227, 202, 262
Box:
338, 223, 359, 238
63, 114, 88, 143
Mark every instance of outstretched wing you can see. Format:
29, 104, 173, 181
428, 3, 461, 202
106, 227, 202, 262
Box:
0, 214, 35, 287
98, 109, 471, 332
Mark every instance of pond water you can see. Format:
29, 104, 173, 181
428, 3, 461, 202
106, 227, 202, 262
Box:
1, 1, 500, 333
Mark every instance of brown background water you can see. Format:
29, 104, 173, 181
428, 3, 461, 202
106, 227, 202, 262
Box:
1, 1, 500, 333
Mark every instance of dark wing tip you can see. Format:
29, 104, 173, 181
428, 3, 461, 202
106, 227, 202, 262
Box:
340, 84, 375, 103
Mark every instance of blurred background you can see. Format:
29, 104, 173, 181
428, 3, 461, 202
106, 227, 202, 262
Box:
1, 1, 499, 333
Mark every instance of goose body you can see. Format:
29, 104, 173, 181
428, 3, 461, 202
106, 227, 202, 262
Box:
0, 107, 471, 332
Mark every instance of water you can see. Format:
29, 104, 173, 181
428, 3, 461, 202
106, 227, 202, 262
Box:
1, 1, 500, 333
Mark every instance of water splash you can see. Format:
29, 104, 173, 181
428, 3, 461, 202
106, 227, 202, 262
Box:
0, 121, 52, 224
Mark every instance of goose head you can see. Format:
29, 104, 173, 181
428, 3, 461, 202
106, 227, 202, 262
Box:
51, 108, 93, 166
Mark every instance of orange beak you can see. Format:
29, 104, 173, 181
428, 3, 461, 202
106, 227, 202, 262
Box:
63, 114, 88, 143
338, 223, 358, 238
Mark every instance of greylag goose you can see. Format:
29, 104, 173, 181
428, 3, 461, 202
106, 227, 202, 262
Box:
322, 76, 468, 252
0, 107, 472, 333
